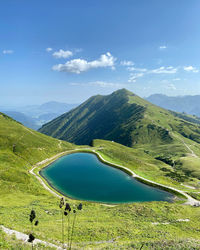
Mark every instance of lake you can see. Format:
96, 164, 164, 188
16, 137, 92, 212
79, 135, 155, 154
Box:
40, 152, 174, 204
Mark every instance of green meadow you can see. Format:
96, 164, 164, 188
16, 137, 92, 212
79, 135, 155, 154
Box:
0, 112, 200, 249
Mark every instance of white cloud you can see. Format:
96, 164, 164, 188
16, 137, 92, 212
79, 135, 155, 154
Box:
150, 66, 177, 74
46, 47, 53, 52
128, 73, 144, 83
159, 45, 167, 50
70, 81, 123, 88
90, 81, 118, 87
2, 50, 13, 54
52, 52, 116, 74
120, 60, 134, 66
127, 67, 147, 72
126, 65, 178, 82
173, 78, 181, 81
53, 49, 73, 59
183, 66, 199, 73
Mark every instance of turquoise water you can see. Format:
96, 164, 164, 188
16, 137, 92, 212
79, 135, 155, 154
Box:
40, 152, 174, 204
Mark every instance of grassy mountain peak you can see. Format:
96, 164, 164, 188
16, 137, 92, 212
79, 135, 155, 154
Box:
38, 89, 195, 147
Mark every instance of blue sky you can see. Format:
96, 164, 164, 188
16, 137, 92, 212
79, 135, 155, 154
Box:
1, 0, 200, 105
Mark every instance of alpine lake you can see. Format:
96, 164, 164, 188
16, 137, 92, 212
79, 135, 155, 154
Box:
40, 152, 174, 204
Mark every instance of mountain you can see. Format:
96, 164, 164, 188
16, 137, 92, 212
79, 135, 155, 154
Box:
39, 89, 200, 147
39, 101, 77, 114
37, 112, 59, 121
19, 101, 78, 117
2, 111, 39, 130
146, 94, 200, 117
0, 101, 78, 129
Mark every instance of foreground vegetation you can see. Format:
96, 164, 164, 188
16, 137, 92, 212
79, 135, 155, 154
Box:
1, 195, 200, 249
0, 113, 200, 249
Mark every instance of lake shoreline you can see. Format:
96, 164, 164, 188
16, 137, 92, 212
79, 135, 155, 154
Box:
30, 148, 200, 206
39, 150, 177, 204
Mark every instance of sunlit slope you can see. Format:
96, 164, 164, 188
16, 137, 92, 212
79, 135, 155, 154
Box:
0, 113, 200, 249
93, 139, 200, 187
0, 112, 74, 195
39, 88, 200, 147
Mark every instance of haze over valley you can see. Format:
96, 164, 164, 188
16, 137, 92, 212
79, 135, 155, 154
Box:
0, 101, 78, 129
1, 1, 200, 249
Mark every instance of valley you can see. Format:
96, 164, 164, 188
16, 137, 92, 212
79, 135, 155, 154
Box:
2, 1, 200, 248
1, 89, 200, 249
0, 102, 78, 130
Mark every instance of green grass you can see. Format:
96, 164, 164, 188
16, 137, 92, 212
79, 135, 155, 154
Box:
0, 228, 56, 249
93, 139, 200, 191
180, 157, 200, 179
1, 113, 200, 249
0, 112, 75, 197
39, 88, 200, 152
1, 195, 200, 249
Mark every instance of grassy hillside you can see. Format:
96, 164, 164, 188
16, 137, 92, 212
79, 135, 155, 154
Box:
1, 111, 39, 130
0, 112, 75, 196
93, 139, 200, 191
1, 112, 200, 249
39, 89, 200, 149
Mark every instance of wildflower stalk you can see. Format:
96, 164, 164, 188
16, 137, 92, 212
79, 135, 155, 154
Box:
28, 209, 39, 250
31, 220, 33, 250
69, 211, 76, 250
59, 197, 65, 249
69, 204, 82, 250
67, 214, 71, 249
62, 209, 64, 249
58, 198, 82, 250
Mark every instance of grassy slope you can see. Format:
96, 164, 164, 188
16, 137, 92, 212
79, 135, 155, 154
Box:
39, 89, 200, 148
0, 112, 75, 196
39, 89, 145, 146
0, 112, 200, 249
93, 139, 200, 192
39, 89, 200, 188
39, 89, 169, 146
0, 112, 75, 247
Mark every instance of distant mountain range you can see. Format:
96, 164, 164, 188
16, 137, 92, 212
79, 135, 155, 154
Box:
0, 101, 78, 129
146, 94, 200, 117
39, 89, 200, 147
2, 111, 39, 130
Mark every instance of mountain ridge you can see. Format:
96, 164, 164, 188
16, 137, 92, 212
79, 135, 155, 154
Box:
146, 94, 200, 117
39, 89, 200, 147
0, 101, 79, 130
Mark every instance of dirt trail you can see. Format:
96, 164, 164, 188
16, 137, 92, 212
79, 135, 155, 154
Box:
172, 133, 197, 157
29, 148, 92, 198
94, 150, 200, 206
58, 140, 62, 149
1, 225, 62, 249
21, 124, 34, 135
29, 148, 200, 206
1, 225, 117, 248
181, 140, 197, 157
2, 148, 200, 248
